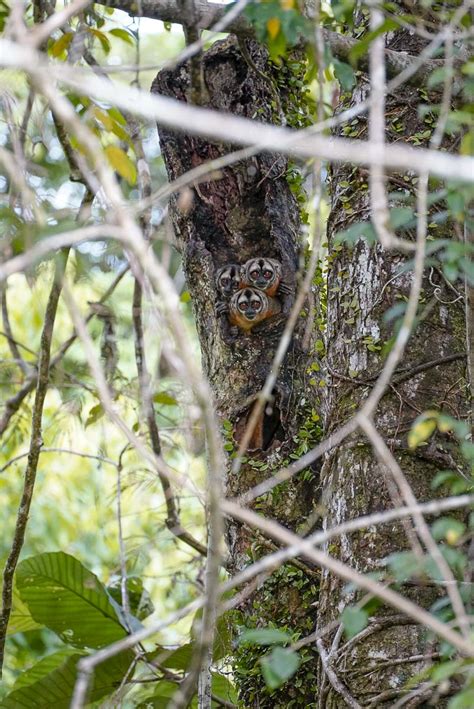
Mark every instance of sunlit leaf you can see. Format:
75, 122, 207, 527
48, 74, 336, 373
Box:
6, 586, 42, 636
105, 145, 137, 186
408, 413, 437, 449
109, 27, 136, 45
49, 33, 73, 58
431, 518, 466, 544
153, 392, 178, 406
88, 28, 111, 54
267, 17, 281, 40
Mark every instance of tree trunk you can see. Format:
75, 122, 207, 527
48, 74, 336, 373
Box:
152, 24, 467, 709
152, 37, 320, 704
316, 24, 468, 709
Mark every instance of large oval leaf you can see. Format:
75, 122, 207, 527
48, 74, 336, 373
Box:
136, 680, 197, 708
16, 552, 127, 648
0, 648, 133, 708
6, 586, 42, 635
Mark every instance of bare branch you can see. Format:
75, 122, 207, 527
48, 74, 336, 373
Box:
222, 501, 474, 657
0, 41, 473, 182
317, 638, 362, 709
101, 0, 468, 87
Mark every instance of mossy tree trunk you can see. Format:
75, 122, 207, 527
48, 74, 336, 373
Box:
316, 23, 468, 709
153, 38, 320, 705
152, 25, 467, 709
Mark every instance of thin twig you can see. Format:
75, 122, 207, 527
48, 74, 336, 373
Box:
132, 277, 206, 557
0, 248, 70, 676
317, 638, 362, 709
223, 501, 474, 656
0, 447, 118, 473
0, 264, 129, 438
1, 40, 473, 183
1, 286, 29, 375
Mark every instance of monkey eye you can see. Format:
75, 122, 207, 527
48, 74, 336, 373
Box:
221, 277, 229, 285
263, 270, 272, 279
251, 300, 261, 309
250, 270, 260, 279
238, 302, 247, 311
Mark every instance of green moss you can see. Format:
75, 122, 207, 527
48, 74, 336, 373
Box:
234, 565, 319, 707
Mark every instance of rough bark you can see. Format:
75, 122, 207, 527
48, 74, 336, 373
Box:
152, 37, 319, 704
316, 27, 468, 709
151, 19, 468, 709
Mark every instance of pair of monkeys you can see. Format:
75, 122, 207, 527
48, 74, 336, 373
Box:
216, 257, 290, 333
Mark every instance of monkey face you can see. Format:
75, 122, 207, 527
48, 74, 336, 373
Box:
243, 258, 281, 293
233, 288, 266, 321
216, 264, 242, 297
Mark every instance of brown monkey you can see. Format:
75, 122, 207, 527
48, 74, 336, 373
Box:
228, 287, 281, 332
215, 264, 242, 298
241, 257, 292, 298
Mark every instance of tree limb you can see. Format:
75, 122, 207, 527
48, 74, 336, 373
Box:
101, 0, 466, 86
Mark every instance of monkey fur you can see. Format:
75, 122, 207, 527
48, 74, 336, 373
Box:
216, 264, 242, 298
228, 287, 281, 333
241, 257, 292, 298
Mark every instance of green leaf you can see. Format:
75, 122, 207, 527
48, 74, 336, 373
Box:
383, 302, 407, 324
427, 66, 454, 89
107, 576, 155, 621
335, 221, 377, 246
333, 59, 356, 91
49, 33, 73, 58
104, 145, 137, 186
260, 647, 301, 690
88, 28, 111, 54
211, 672, 238, 705
109, 27, 136, 45
93, 107, 131, 144
448, 688, 474, 709
341, 606, 368, 639
160, 642, 194, 670
0, 649, 133, 708
431, 659, 464, 682
388, 206, 415, 229
16, 552, 127, 648
387, 551, 422, 583
10, 649, 79, 691
7, 586, 42, 635
408, 413, 438, 449
349, 19, 399, 64
239, 627, 291, 646
85, 402, 104, 427
153, 392, 178, 406
136, 680, 198, 708
431, 518, 465, 544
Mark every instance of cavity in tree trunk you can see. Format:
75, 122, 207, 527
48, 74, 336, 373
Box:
152, 26, 467, 709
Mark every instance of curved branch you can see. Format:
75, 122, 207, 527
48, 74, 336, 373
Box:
101, 0, 465, 86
